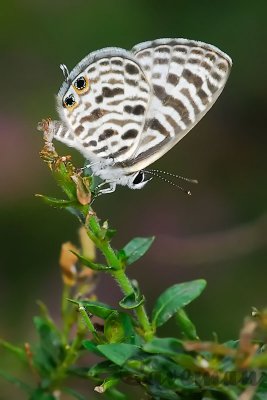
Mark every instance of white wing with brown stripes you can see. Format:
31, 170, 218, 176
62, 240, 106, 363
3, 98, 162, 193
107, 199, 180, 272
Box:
54, 48, 151, 163
43, 38, 232, 193
124, 38, 232, 172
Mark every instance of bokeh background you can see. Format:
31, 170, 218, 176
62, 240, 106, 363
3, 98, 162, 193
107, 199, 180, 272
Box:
1, 0, 267, 397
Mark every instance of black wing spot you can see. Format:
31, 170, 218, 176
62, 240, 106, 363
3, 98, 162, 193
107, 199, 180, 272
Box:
133, 104, 145, 115
124, 105, 132, 113
102, 87, 124, 97
122, 129, 139, 140
98, 129, 117, 141
95, 95, 103, 103
84, 140, 97, 147
125, 63, 139, 75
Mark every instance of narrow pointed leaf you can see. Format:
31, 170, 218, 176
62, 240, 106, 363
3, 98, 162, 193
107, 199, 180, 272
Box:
97, 343, 139, 366
33, 316, 64, 372
143, 337, 183, 355
176, 308, 199, 340
71, 251, 112, 271
35, 194, 75, 208
105, 387, 127, 400
0, 339, 27, 363
148, 386, 180, 400
119, 292, 145, 309
68, 299, 116, 319
0, 369, 32, 394
152, 279, 207, 328
83, 340, 102, 355
121, 237, 155, 265
53, 162, 77, 200
88, 360, 120, 378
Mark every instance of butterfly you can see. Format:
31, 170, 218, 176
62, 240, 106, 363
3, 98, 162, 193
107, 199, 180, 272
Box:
45, 38, 232, 194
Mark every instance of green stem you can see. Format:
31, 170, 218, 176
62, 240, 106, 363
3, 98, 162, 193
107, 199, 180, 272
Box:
86, 214, 153, 340
111, 268, 152, 339
51, 320, 86, 388
61, 284, 71, 343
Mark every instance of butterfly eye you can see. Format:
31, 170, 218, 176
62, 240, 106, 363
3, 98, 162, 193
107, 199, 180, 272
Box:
73, 76, 89, 94
63, 94, 77, 110
133, 171, 145, 185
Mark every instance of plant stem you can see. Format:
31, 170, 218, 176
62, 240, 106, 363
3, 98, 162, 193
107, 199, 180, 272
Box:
51, 326, 85, 388
61, 284, 71, 343
86, 213, 154, 340
111, 268, 153, 340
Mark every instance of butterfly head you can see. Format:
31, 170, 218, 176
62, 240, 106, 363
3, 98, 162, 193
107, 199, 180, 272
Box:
127, 170, 152, 190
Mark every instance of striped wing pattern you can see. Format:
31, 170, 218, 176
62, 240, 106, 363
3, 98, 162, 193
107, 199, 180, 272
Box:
124, 39, 232, 171
55, 54, 151, 163
53, 39, 231, 180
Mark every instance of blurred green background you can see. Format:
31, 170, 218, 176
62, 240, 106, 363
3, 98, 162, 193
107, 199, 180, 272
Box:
1, 0, 267, 396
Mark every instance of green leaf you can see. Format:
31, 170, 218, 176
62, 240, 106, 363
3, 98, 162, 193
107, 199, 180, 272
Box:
120, 236, 155, 265
256, 372, 267, 399
68, 299, 116, 319
71, 251, 112, 271
171, 353, 199, 370
0, 339, 27, 363
147, 385, 180, 400
33, 316, 64, 374
88, 360, 121, 378
30, 388, 56, 400
104, 312, 135, 343
119, 292, 145, 309
143, 337, 183, 355
152, 279, 207, 328
83, 340, 102, 355
0, 369, 32, 394
176, 309, 199, 340
53, 163, 77, 200
35, 194, 76, 208
97, 343, 139, 366
105, 387, 127, 400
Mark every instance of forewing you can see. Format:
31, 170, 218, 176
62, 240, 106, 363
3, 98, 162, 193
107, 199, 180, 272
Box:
124, 39, 232, 171
56, 48, 151, 163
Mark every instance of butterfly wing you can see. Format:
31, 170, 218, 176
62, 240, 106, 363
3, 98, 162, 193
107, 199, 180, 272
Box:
122, 38, 232, 172
55, 48, 151, 163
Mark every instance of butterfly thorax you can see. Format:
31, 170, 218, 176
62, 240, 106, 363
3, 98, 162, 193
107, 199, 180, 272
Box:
90, 162, 130, 185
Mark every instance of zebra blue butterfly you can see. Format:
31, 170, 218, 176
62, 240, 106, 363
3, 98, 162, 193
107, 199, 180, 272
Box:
43, 38, 232, 194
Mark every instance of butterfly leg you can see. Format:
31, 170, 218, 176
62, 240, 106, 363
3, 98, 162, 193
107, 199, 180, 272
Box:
99, 182, 117, 195
94, 181, 117, 196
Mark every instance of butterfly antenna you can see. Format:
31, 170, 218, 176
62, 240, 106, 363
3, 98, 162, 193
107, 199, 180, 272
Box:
60, 64, 71, 83
148, 169, 198, 184
144, 170, 192, 195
